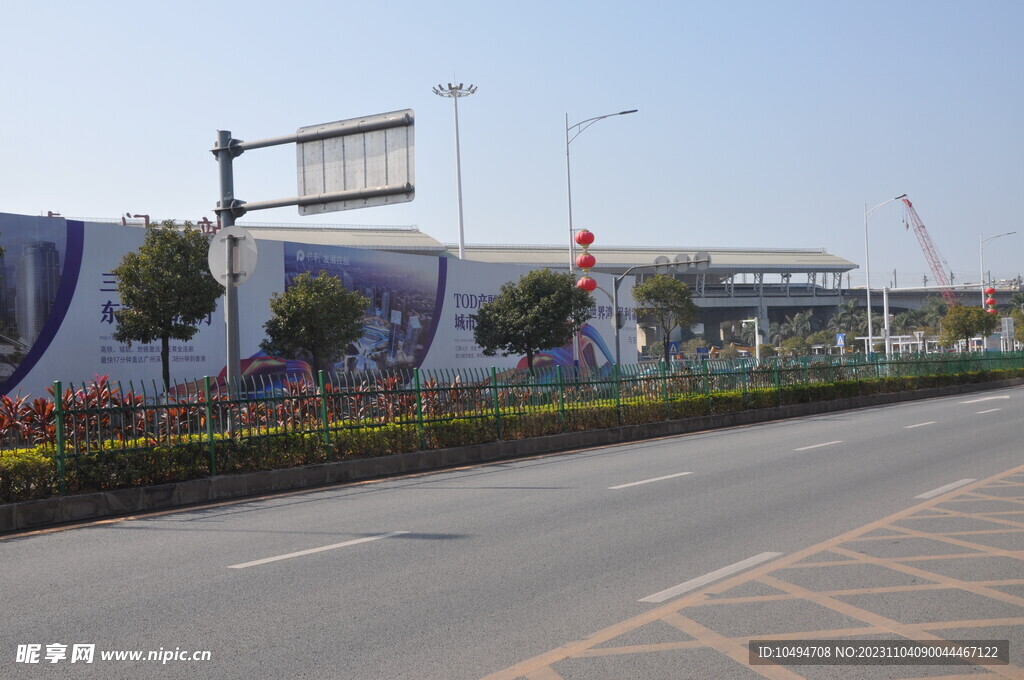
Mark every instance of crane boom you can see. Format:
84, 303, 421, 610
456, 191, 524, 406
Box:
901, 198, 959, 306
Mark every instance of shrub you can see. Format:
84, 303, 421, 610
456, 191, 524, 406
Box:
3, 358, 1024, 504
0, 448, 57, 502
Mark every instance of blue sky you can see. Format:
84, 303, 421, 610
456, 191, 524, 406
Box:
3, 0, 1022, 288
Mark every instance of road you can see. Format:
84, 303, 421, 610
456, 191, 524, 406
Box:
2, 386, 1023, 679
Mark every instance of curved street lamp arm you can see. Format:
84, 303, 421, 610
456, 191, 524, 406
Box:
567, 109, 638, 145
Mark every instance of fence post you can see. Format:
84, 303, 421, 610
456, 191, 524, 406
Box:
741, 363, 749, 409
661, 361, 670, 420
556, 365, 567, 432
703, 361, 712, 415
774, 360, 782, 406
613, 363, 622, 427
490, 367, 502, 440
53, 381, 66, 495
413, 367, 426, 450
203, 376, 216, 476
317, 370, 332, 461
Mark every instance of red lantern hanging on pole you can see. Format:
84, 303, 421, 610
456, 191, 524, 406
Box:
984, 287, 998, 314
575, 229, 597, 292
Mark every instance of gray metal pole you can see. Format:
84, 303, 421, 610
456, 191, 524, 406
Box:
612, 277, 620, 366
883, 287, 891, 355
215, 130, 240, 404
565, 113, 579, 368
863, 202, 873, 355
453, 93, 466, 260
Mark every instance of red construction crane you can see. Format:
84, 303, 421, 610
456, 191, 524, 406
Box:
901, 198, 959, 307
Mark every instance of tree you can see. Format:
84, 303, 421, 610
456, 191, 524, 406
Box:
112, 221, 223, 388
260, 271, 369, 375
779, 336, 811, 357
806, 329, 834, 346
828, 300, 861, 334
472, 269, 592, 371
632, 275, 698, 365
938, 305, 999, 349
1012, 308, 1024, 345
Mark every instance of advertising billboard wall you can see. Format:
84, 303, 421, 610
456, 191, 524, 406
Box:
0, 213, 635, 397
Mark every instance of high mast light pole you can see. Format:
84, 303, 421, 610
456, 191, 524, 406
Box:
433, 82, 477, 259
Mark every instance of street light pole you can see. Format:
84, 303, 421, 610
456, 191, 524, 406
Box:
980, 231, 1016, 305
433, 82, 477, 260
863, 194, 906, 355
566, 108, 637, 366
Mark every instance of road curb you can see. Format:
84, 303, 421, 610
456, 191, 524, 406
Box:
3, 377, 1021, 533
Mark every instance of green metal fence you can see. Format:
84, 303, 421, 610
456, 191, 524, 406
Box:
5, 351, 1023, 498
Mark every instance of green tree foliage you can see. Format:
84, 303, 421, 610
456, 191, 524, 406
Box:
806, 329, 834, 346
780, 310, 815, 338
1012, 308, 1024, 344
828, 300, 862, 334
682, 337, 707, 354
632, 275, 698, 365
938, 304, 999, 348
779, 336, 811, 357
260, 271, 369, 375
471, 269, 592, 371
112, 221, 223, 388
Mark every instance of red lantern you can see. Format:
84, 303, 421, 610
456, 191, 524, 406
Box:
574, 229, 595, 247
576, 276, 597, 292
985, 287, 996, 296
986, 297, 998, 306
576, 253, 596, 270
987, 308, 999, 315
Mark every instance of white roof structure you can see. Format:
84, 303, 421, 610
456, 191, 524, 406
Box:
457, 244, 856, 275
111, 216, 858, 278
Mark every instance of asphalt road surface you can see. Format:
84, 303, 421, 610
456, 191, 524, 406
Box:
3, 386, 1023, 679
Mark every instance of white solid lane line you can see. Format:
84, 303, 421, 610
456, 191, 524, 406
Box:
960, 395, 1010, 404
793, 440, 843, 451
977, 408, 1002, 414
914, 479, 977, 500
640, 552, 784, 603
609, 472, 693, 490
228, 531, 411, 569
905, 421, 936, 429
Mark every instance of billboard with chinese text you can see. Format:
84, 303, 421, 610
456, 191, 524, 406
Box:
0, 213, 635, 397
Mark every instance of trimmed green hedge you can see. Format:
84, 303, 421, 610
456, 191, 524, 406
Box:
2, 368, 1022, 504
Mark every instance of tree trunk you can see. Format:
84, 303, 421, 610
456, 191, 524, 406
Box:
160, 335, 170, 391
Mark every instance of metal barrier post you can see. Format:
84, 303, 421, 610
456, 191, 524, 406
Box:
203, 376, 216, 476
413, 367, 426, 450
318, 370, 332, 459
490, 367, 502, 440
53, 381, 66, 495
661, 362, 670, 419
613, 363, 622, 426
557, 365, 567, 432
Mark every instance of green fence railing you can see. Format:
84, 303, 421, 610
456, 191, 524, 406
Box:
4, 351, 1023, 499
